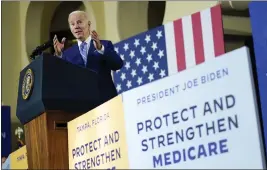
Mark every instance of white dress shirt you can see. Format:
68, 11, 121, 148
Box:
77, 35, 105, 56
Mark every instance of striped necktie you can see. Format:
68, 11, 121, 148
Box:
80, 42, 87, 66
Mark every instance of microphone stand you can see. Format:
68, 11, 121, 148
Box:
30, 40, 53, 60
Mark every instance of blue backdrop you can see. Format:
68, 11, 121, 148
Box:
1, 106, 12, 157
249, 1, 267, 160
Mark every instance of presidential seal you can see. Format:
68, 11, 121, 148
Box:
22, 68, 34, 100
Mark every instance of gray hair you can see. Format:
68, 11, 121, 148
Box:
68, 10, 89, 21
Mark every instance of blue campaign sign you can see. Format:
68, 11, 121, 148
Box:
1, 106, 12, 157
249, 1, 267, 159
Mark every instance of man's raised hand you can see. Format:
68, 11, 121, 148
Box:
53, 35, 66, 56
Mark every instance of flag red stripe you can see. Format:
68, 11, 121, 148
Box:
211, 5, 225, 57
192, 12, 205, 64
173, 19, 186, 71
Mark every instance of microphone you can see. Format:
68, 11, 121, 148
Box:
30, 40, 53, 60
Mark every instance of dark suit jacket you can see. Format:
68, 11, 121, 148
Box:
61, 39, 123, 104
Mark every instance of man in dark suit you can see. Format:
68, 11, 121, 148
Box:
53, 10, 123, 103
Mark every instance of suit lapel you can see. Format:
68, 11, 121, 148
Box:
86, 40, 95, 65
88, 40, 95, 56
74, 44, 85, 66
73, 40, 95, 67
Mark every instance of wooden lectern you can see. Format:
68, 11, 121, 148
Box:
16, 53, 103, 169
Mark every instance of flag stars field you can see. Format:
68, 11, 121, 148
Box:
113, 5, 224, 93
134, 39, 140, 47
113, 26, 168, 92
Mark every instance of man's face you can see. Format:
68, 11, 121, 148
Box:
68, 13, 90, 41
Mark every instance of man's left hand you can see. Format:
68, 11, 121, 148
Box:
91, 30, 102, 50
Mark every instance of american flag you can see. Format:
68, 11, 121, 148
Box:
113, 5, 225, 94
